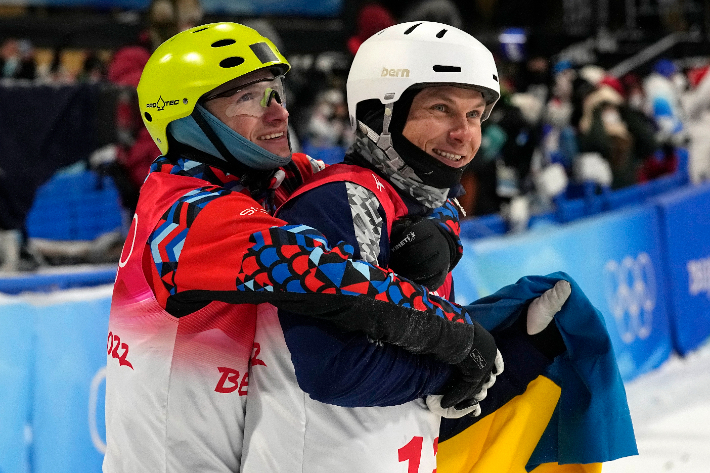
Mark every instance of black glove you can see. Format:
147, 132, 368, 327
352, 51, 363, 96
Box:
389, 216, 457, 290
439, 319, 502, 410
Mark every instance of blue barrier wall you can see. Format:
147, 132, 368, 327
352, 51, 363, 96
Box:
654, 182, 710, 355
0, 301, 34, 473
32, 297, 110, 473
0, 290, 111, 473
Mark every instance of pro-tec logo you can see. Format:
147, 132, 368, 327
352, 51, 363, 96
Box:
146, 96, 180, 111
381, 67, 410, 77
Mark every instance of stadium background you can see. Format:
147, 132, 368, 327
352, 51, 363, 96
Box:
1, 0, 710, 472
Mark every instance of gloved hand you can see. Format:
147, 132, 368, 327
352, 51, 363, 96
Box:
389, 216, 453, 290
439, 319, 503, 410
526, 279, 571, 359
389, 199, 463, 290
425, 359, 500, 418
425, 393, 481, 418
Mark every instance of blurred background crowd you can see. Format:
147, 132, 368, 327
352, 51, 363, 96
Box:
1, 0, 709, 271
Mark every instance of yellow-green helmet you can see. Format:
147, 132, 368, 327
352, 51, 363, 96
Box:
137, 22, 290, 155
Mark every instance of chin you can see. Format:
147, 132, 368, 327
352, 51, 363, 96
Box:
261, 143, 290, 158
273, 148, 293, 158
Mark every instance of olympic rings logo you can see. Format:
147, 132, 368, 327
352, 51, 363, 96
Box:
603, 252, 656, 344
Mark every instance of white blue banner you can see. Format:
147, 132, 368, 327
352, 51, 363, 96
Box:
0, 300, 34, 473
0, 288, 112, 473
31, 296, 110, 473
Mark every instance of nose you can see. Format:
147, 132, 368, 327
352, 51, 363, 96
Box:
263, 99, 289, 122
448, 114, 475, 143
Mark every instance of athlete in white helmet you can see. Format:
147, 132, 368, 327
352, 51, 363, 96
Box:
241, 21, 570, 473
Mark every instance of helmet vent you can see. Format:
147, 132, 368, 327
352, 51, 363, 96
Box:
212, 39, 236, 47
404, 23, 422, 35
436, 29, 448, 38
144, 112, 152, 122
219, 57, 245, 68
433, 65, 461, 73
192, 27, 209, 33
493, 74, 499, 82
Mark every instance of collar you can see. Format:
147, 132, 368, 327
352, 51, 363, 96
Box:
348, 130, 450, 209
149, 154, 243, 190
149, 152, 286, 212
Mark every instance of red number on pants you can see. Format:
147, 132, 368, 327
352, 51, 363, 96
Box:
398, 436, 438, 473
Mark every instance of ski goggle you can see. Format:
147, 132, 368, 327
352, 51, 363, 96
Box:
202, 75, 286, 118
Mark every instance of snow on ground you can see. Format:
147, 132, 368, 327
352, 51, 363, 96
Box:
603, 340, 710, 472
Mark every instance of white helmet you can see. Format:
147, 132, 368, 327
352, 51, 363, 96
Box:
346, 21, 501, 130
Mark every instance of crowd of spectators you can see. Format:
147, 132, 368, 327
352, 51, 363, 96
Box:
1, 1, 710, 271
459, 54, 710, 231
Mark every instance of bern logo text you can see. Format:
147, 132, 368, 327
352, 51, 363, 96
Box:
381, 67, 410, 78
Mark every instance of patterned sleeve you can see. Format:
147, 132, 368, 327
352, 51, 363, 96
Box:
145, 182, 476, 365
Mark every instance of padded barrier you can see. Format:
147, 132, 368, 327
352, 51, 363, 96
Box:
0, 299, 34, 473
0, 265, 118, 295
0, 288, 112, 473
654, 182, 710, 355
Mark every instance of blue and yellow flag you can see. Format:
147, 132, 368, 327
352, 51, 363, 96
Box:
438, 272, 637, 472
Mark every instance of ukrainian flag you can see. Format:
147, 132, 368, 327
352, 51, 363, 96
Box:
438, 273, 637, 472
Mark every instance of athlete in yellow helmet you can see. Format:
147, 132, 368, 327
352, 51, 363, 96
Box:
137, 22, 293, 183
104, 23, 506, 472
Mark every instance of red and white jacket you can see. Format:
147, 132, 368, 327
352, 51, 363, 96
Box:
103, 152, 475, 473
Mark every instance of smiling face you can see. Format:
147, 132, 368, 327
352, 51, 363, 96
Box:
202, 68, 291, 158
401, 86, 486, 168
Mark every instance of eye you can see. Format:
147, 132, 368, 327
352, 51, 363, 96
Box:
467, 109, 482, 120
235, 91, 257, 104
432, 103, 448, 113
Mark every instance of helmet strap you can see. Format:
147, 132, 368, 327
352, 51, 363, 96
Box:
358, 102, 467, 189
374, 103, 402, 162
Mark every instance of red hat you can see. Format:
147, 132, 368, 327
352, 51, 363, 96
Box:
347, 4, 395, 55
598, 75, 626, 98
107, 46, 151, 88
